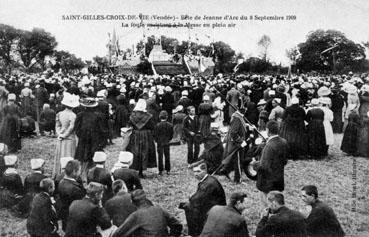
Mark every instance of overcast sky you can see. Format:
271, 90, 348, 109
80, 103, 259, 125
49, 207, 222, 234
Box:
0, 0, 368, 65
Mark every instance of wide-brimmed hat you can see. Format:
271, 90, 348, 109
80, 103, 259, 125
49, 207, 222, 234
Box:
80, 97, 98, 107
61, 92, 80, 108
317, 86, 331, 97
257, 99, 267, 106
173, 105, 184, 113
319, 97, 331, 105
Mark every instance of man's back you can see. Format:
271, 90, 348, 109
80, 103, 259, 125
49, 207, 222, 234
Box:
65, 197, 111, 237
200, 205, 249, 237
104, 191, 137, 226
112, 204, 182, 237
256, 206, 307, 237
306, 200, 345, 237
112, 168, 142, 192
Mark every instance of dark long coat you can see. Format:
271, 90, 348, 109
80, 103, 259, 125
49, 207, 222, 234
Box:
256, 206, 307, 237
26, 192, 59, 237
306, 108, 326, 158
0, 102, 21, 152
74, 109, 105, 162
104, 191, 137, 226
65, 197, 111, 237
200, 205, 250, 237
255, 136, 288, 193
127, 111, 157, 171
185, 175, 226, 237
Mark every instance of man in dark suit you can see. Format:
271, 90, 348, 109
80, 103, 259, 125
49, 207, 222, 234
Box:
154, 110, 174, 175
97, 90, 110, 147
27, 178, 59, 237
183, 106, 200, 164
252, 120, 288, 205
112, 189, 182, 237
57, 160, 86, 231
65, 182, 112, 237
301, 185, 345, 237
200, 192, 250, 237
180, 163, 226, 237
255, 191, 307, 237
104, 179, 137, 227
87, 152, 113, 204
112, 151, 142, 192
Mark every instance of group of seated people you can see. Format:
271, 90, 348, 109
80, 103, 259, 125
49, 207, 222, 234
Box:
0, 148, 345, 237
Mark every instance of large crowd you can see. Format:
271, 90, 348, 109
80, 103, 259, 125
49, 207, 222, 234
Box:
1, 69, 366, 236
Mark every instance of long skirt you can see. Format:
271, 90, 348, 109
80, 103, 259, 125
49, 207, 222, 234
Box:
306, 120, 326, 158
332, 110, 343, 133
279, 121, 307, 158
127, 129, 157, 172
357, 127, 369, 157
0, 115, 21, 153
199, 115, 211, 138
53, 137, 77, 177
341, 123, 359, 155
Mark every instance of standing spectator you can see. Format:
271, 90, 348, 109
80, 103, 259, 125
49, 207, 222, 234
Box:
114, 94, 129, 137
111, 151, 143, 192
104, 179, 137, 227
357, 111, 369, 157
198, 95, 213, 139
177, 90, 192, 111
301, 185, 345, 237
330, 86, 345, 133
65, 182, 112, 237
180, 163, 226, 237
154, 110, 173, 175
305, 99, 326, 159
255, 191, 307, 237
319, 97, 334, 155
112, 189, 182, 237
54, 92, 79, 178
57, 160, 85, 231
126, 98, 157, 178
161, 86, 175, 121
74, 97, 105, 181
20, 82, 34, 117
27, 178, 59, 237
34, 80, 49, 133
183, 106, 200, 164
39, 103, 56, 136
0, 93, 21, 153
200, 192, 250, 237
341, 112, 360, 156
226, 84, 242, 119
279, 97, 307, 159
343, 84, 359, 131
252, 120, 288, 206
0, 80, 9, 123
171, 105, 186, 144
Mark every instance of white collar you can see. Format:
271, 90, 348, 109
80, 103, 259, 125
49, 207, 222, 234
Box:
189, 115, 195, 119
33, 170, 42, 174
95, 164, 104, 169
63, 176, 77, 182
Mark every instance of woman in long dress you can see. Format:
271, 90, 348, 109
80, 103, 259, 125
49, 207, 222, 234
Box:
305, 99, 326, 159
279, 97, 307, 159
357, 111, 369, 157
127, 99, 156, 177
53, 92, 79, 177
0, 94, 21, 153
319, 97, 334, 155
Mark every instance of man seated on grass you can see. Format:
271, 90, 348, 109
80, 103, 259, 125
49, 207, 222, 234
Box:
301, 185, 345, 237
255, 191, 307, 237
200, 192, 250, 237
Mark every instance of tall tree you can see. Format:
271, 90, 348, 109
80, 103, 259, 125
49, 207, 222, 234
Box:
53, 50, 85, 73
17, 28, 57, 70
296, 29, 366, 73
286, 47, 300, 65
0, 24, 20, 73
258, 34, 271, 62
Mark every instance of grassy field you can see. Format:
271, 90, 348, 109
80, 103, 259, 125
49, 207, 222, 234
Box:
1, 134, 369, 237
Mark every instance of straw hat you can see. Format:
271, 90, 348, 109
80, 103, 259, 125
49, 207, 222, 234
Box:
317, 86, 331, 97
61, 92, 80, 108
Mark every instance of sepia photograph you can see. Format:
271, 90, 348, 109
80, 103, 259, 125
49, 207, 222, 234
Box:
0, 0, 368, 236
